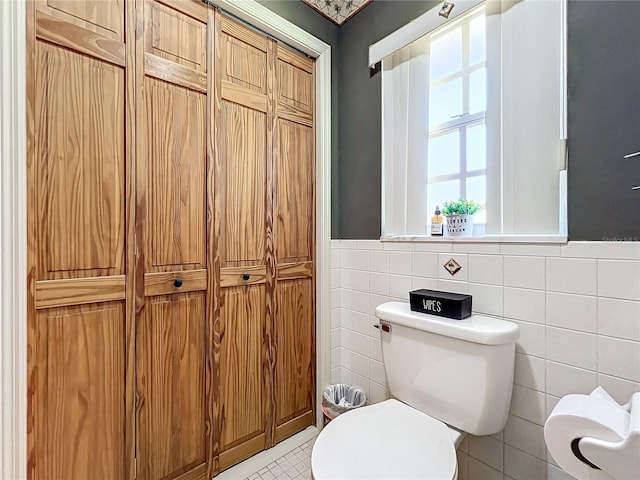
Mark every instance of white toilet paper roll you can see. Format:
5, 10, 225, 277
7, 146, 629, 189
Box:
544, 393, 630, 480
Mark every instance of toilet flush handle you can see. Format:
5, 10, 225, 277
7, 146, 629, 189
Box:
373, 323, 391, 333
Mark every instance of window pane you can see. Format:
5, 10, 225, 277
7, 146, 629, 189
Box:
429, 78, 463, 127
469, 67, 486, 114
466, 175, 486, 224
430, 28, 462, 82
428, 179, 460, 221
469, 14, 486, 66
428, 131, 460, 177
466, 124, 486, 171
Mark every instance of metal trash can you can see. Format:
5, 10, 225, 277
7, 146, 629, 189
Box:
321, 384, 367, 423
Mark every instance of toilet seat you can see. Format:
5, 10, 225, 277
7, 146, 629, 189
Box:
311, 399, 457, 480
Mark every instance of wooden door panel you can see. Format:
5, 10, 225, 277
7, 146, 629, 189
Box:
37, 0, 124, 40
220, 17, 267, 94
33, 302, 126, 480
147, 1, 206, 71
275, 118, 314, 263
217, 285, 268, 460
137, 293, 207, 480
36, 41, 125, 278
277, 52, 313, 112
274, 278, 314, 442
220, 101, 267, 267
145, 78, 206, 270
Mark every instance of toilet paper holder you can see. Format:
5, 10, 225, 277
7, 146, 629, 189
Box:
545, 387, 640, 480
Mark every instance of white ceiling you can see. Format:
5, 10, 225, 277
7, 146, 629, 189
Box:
301, 0, 372, 25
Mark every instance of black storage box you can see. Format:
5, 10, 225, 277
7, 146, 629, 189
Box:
409, 289, 472, 320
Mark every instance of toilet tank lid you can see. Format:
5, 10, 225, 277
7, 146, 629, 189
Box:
375, 302, 519, 346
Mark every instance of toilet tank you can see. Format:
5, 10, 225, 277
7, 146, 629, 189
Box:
375, 302, 519, 436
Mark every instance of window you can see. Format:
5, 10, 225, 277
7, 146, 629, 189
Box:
377, 0, 567, 238
427, 9, 487, 225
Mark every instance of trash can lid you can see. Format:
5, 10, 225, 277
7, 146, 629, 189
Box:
311, 399, 457, 480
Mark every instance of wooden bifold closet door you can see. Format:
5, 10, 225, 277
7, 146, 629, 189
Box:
212, 14, 316, 474
26, 1, 315, 479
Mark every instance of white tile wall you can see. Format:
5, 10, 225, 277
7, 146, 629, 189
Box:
330, 240, 640, 480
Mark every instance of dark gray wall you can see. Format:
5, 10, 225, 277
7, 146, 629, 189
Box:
337, 0, 440, 239
336, 0, 640, 240
567, 0, 640, 240
258, 0, 341, 236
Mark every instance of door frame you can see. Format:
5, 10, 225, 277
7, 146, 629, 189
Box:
0, 0, 28, 478
0, 0, 331, 476
210, 0, 332, 432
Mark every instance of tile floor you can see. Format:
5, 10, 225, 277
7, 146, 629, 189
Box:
245, 437, 315, 480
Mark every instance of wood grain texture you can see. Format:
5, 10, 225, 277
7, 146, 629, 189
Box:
220, 101, 267, 267
136, 293, 207, 480
219, 265, 267, 288
33, 302, 127, 479
277, 261, 313, 280
274, 279, 314, 428
144, 269, 207, 297
277, 55, 313, 112
35, 275, 126, 309
275, 117, 314, 263
145, 53, 207, 93
217, 285, 269, 451
221, 80, 267, 113
37, 0, 124, 40
145, 77, 206, 270
147, 0, 206, 71
36, 40, 125, 279
35, 10, 125, 67
220, 24, 267, 95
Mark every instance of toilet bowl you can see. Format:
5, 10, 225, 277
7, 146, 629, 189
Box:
312, 399, 461, 480
311, 301, 520, 480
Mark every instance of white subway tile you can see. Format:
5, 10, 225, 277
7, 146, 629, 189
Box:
546, 292, 597, 333
513, 320, 546, 357
351, 332, 369, 357
546, 327, 597, 370
351, 352, 369, 378
503, 256, 546, 290
350, 311, 370, 335
414, 242, 453, 252
508, 448, 546, 480
331, 268, 340, 288
339, 289, 351, 309
340, 329, 353, 350
412, 252, 439, 278
330, 239, 340, 250
368, 381, 390, 404
545, 394, 561, 420
596, 374, 640, 405
504, 415, 546, 460
561, 241, 640, 260
369, 359, 386, 385
389, 251, 412, 275
340, 269, 352, 290
411, 276, 438, 291
503, 288, 545, 324
351, 372, 370, 397
546, 257, 597, 295
468, 283, 503, 317
369, 272, 389, 296
369, 250, 390, 273
456, 452, 469, 480
510, 385, 546, 426
351, 250, 370, 271
546, 361, 596, 397
382, 241, 414, 251
468, 435, 504, 472
598, 260, 640, 300
331, 327, 340, 348
389, 274, 412, 300
331, 308, 340, 328
547, 463, 575, 480
369, 337, 383, 362
500, 244, 561, 257
453, 242, 501, 254
340, 240, 358, 249
340, 249, 353, 269
330, 367, 340, 384
514, 353, 546, 392
468, 254, 504, 285
467, 457, 503, 480
331, 250, 341, 269
597, 336, 640, 382
369, 294, 390, 317
357, 240, 383, 250
340, 308, 352, 330
339, 367, 352, 385
331, 348, 340, 369
351, 270, 369, 292
598, 297, 640, 341
437, 279, 469, 294
340, 348, 352, 370
438, 253, 469, 281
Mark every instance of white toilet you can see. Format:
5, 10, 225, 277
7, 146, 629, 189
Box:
311, 301, 520, 479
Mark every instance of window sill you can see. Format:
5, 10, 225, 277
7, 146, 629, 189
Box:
380, 234, 568, 244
